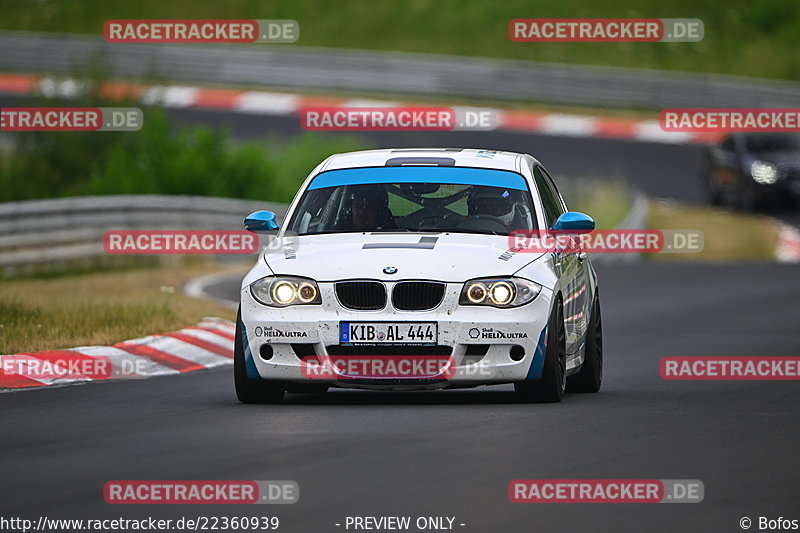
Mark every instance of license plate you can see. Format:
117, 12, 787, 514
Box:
339, 322, 437, 345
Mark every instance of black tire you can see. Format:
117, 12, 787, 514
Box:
515, 298, 566, 403
234, 308, 285, 404
735, 180, 759, 212
701, 155, 724, 207
706, 186, 724, 207
567, 292, 603, 393
705, 172, 724, 207
780, 193, 798, 211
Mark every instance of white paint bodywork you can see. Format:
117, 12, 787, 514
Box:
240, 148, 598, 390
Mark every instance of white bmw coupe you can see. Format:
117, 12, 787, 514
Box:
235, 148, 602, 403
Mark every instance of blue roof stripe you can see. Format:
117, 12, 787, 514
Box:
308, 166, 528, 191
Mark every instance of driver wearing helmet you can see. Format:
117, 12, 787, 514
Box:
347, 184, 397, 231
467, 187, 515, 228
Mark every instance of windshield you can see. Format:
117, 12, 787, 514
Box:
745, 133, 800, 153
287, 167, 538, 236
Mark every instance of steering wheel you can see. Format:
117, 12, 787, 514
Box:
458, 214, 508, 233
431, 210, 466, 228
413, 216, 446, 230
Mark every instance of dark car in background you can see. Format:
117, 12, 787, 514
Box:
702, 133, 800, 210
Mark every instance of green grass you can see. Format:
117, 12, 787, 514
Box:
561, 179, 632, 229
0, 262, 238, 353
647, 200, 778, 261
0, 102, 372, 203
2, 0, 799, 81
560, 182, 778, 260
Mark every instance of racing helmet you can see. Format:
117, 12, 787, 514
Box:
350, 184, 389, 208
467, 186, 515, 226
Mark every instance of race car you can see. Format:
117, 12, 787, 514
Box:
702, 133, 800, 210
235, 148, 602, 403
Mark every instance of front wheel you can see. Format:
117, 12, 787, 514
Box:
567, 292, 603, 393
735, 180, 759, 212
705, 171, 725, 206
515, 298, 566, 403
234, 308, 285, 404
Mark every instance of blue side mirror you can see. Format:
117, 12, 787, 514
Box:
551, 211, 595, 233
244, 210, 280, 233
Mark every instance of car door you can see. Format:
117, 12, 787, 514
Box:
543, 167, 592, 352
533, 165, 584, 355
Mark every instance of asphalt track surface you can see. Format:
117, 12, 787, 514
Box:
3, 263, 800, 532
2, 100, 799, 531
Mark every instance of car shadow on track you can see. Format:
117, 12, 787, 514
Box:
284, 389, 519, 405
269, 387, 605, 406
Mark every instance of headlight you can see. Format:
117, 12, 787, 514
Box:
459, 277, 541, 308
250, 276, 321, 307
751, 161, 779, 185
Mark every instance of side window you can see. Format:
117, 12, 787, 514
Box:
533, 166, 562, 228
539, 166, 567, 214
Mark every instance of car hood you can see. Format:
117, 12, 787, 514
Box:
265, 232, 543, 282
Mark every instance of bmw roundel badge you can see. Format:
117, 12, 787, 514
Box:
383, 266, 398, 275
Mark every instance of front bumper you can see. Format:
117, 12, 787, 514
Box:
240, 281, 553, 390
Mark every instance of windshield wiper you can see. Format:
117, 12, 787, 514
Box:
439, 229, 506, 236
370, 228, 442, 233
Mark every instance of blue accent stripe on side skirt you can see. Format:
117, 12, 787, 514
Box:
525, 326, 548, 380
240, 319, 261, 379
